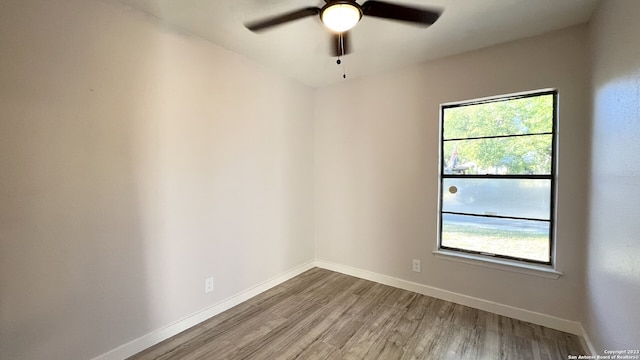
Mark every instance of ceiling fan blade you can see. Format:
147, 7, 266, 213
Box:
245, 7, 321, 32
331, 31, 351, 57
361, 1, 441, 26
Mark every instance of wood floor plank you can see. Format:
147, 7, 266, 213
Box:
249, 290, 361, 359
293, 340, 341, 360
128, 268, 586, 360
341, 304, 405, 360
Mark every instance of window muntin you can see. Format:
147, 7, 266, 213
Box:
439, 90, 557, 265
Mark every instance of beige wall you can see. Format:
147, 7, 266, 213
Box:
586, 0, 640, 351
0, 1, 314, 359
3, 0, 637, 357
315, 26, 591, 321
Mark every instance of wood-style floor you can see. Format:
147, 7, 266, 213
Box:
129, 268, 585, 360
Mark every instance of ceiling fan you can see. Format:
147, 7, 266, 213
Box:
245, 0, 442, 57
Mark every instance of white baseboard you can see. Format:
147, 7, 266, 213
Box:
580, 325, 597, 355
92, 260, 315, 360
95, 259, 594, 359
314, 260, 585, 336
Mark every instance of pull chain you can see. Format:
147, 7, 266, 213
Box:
336, 32, 347, 79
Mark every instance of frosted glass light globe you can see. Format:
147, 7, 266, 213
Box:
321, 4, 361, 32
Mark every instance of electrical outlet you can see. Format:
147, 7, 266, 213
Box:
205, 277, 214, 293
412, 259, 421, 273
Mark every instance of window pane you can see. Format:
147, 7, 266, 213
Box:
442, 178, 551, 220
441, 213, 550, 262
443, 134, 552, 175
443, 94, 553, 140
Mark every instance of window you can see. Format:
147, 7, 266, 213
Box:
438, 90, 557, 265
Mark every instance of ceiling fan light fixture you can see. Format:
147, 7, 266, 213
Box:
321, 2, 362, 32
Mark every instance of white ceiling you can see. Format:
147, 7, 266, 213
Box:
117, 0, 599, 88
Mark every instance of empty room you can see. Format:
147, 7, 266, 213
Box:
1, 0, 638, 359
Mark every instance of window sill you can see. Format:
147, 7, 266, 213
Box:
432, 250, 562, 279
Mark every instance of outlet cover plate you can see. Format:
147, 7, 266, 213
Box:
412, 259, 421, 272
205, 277, 214, 293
